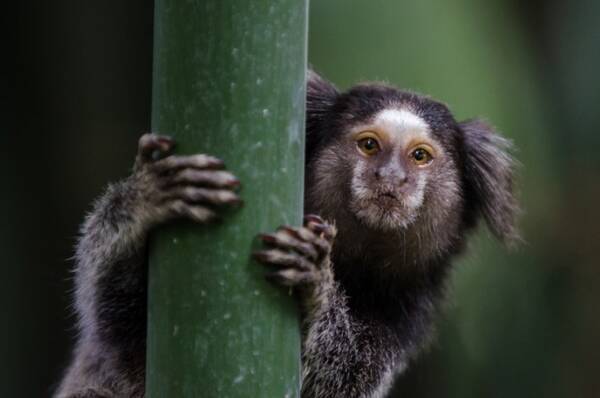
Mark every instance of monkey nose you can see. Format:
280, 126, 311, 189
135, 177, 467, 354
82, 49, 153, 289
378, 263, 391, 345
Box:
396, 173, 408, 185
375, 168, 407, 185
394, 172, 408, 186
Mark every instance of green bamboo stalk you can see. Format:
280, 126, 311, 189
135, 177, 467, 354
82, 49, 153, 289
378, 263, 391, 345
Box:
146, 1, 308, 397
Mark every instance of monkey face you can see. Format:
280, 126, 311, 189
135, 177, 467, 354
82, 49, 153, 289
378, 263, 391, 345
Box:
306, 84, 464, 240
346, 107, 461, 233
306, 73, 518, 250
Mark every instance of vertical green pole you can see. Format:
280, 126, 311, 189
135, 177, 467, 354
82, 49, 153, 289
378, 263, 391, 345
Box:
146, 1, 307, 397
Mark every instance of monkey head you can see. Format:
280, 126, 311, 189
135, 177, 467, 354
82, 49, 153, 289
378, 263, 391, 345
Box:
305, 70, 518, 263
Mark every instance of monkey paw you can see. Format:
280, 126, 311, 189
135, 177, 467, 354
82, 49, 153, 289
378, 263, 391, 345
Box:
132, 133, 242, 225
253, 215, 336, 287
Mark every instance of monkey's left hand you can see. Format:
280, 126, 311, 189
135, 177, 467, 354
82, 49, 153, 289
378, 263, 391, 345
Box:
253, 215, 336, 292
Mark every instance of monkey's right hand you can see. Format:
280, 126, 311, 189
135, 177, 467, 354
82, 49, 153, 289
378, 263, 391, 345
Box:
253, 215, 336, 291
131, 133, 242, 226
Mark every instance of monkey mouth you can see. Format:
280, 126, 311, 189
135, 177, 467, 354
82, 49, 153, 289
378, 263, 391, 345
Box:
370, 191, 402, 214
379, 192, 397, 200
352, 192, 415, 232
375, 191, 400, 208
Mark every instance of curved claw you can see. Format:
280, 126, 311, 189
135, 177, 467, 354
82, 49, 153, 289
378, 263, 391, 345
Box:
304, 214, 325, 224
138, 133, 175, 162
305, 216, 336, 241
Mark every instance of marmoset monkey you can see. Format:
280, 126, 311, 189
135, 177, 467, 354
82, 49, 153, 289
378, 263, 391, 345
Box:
56, 70, 518, 398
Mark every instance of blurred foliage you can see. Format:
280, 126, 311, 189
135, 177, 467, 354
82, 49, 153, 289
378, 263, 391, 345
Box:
5, 0, 599, 397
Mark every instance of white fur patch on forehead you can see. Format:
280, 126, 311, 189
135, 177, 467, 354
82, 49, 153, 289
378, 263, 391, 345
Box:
361, 108, 431, 148
374, 108, 429, 133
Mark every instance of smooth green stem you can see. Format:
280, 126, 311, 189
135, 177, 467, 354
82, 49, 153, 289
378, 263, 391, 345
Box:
146, 1, 308, 396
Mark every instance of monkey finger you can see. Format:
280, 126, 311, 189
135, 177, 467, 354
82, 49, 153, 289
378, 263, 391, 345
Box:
279, 226, 331, 258
304, 214, 325, 225
153, 154, 225, 175
279, 225, 318, 243
280, 226, 331, 257
259, 231, 319, 260
305, 220, 337, 241
137, 134, 175, 163
321, 223, 337, 240
166, 169, 240, 189
171, 186, 242, 207
305, 220, 326, 235
304, 214, 337, 239
265, 269, 314, 287
168, 200, 218, 224
311, 237, 332, 259
252, 250, 313, 272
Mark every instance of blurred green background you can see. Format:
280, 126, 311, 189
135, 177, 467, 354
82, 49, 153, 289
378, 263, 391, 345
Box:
6, 0, 600, 397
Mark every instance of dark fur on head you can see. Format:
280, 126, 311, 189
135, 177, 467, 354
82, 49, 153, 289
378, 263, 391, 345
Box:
459, 119, 520, 243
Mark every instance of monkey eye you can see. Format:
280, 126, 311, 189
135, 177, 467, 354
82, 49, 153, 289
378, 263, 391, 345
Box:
356, 135, 381, 156
410, 146, 434, 166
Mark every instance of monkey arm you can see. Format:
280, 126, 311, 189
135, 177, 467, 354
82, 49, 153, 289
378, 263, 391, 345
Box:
55, 176, 154, 398
72, 133, 237, 350
72, 176, 152, 347
56, 134, 240, 398
300, 277, 402, 398
255, 215, 403, 398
